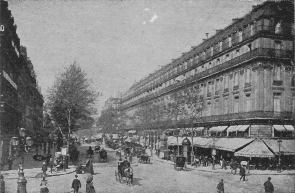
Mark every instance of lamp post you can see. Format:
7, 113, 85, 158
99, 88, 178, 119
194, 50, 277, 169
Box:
182, 136, 191, 169
277, 138, 282, 173
11, 128, 33, 193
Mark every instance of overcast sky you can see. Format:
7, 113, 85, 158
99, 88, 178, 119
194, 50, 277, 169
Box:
9, 0, 261, 114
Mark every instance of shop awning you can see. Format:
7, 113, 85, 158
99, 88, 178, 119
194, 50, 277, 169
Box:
167, 136, 183, 146
209, 127, 219, 132
195, 127, 205, 131
262, 139, 295, 155
227, 125, 238, 132
193, 137, 213, 148
128, 130, 137, 134
238, 125, 250, 132
284, 125, 295, 131
273, 125, 286, 132
213, 138, 254, 152
234, 139, 275, 158
217, 126, 228, 132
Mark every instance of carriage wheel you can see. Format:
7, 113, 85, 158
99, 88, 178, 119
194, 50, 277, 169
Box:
115, 170, 118, 181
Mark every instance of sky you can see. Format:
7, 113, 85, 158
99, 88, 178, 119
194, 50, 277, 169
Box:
8, 0, 261, 115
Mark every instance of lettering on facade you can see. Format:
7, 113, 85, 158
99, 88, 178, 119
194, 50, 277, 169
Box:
3, 70, 17, 90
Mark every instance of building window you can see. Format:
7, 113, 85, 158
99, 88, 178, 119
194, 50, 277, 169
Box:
216, 58, 220, 65
274, 93, 281, 112
245, 68, 251, 85
228, 36, 232, 47
250, 24, 254, 36
248, 43, 252, 51
246, 95, 251, 112
236, 49, 240, 57
238, 30, 243, 42
234, 72, 239, 86
224, 98, 228, 114
219, 41, 222, 52
225, 54, 230, 62
234, 97, 239, 113
274, 65, 281, 80
224, 75, 228, 89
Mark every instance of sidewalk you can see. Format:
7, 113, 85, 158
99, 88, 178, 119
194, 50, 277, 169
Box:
150, 155, 295, 176
0, 165, 76, 180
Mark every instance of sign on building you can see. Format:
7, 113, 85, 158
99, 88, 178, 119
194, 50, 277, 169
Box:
61, 148, 68, 156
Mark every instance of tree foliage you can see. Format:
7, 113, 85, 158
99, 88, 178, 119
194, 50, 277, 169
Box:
46, 61, 99, 132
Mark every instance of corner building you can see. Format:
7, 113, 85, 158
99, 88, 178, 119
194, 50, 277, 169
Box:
121, 2, 295, 161
0, 0, 44, 164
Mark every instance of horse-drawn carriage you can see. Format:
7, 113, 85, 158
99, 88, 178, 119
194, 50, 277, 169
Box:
138, 154, 150, 164
174, 156, 186, 170
134, 147, 145, 157
115, 161, 133, 186
99, 149, 107, 162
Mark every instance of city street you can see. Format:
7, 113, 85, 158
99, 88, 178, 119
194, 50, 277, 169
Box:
4, 147, 295, 193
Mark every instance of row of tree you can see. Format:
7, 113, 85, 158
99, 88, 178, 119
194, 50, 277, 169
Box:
98, 85, 207, 134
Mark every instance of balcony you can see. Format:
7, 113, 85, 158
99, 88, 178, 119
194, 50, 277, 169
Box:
273, 80, 283, 86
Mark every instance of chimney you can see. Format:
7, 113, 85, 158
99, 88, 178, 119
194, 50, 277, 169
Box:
215, 29, 223, 34
232, 18, 239, 23
252, 5, 258, 10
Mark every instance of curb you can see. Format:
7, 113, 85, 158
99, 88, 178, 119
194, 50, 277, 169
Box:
151, 158, 295, 176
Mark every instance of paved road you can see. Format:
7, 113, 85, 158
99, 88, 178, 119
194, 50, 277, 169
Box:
5, 146, 295, 193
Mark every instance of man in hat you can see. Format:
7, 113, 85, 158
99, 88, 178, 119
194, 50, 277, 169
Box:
41, 161, 47, 174
71, 175, 81, 193
264, 177, 274, 193
217, 179, 224, 193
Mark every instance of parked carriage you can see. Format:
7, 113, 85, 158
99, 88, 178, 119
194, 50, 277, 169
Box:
138, 154, 150, 164
115, 161, 133, 186
99, 149, 107, 162
174, 156, 186, 170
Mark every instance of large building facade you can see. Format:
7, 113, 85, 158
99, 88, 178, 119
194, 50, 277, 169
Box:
0, 0, 44, 164
120, 1, 294, 156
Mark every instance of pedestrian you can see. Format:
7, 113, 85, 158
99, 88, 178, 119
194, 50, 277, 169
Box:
212, 156, 216, 170
264, 177, 274, 193
42, 161, 47, 174
216, 179, 224, 193
230, 159, 237, 174
48, 158, 54, 173
89, 160, 94, 175
86, 180, 96, 193
71, 175, 81, 193
0, 175, 5, 193
239, 165, 246, 181
76, 160, 83, 174
7, 157, 13, 170
221, 158, 227, 170
40, 177, 49, 193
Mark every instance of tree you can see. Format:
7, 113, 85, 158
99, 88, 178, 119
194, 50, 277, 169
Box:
46, 61, 99, 134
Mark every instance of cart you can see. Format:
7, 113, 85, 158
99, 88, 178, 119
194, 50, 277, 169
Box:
174, 156, 186, 170
115, 161, 133, 186
138, 154, 150, 164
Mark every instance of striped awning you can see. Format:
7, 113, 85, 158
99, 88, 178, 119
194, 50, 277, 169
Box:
217, 126, 228, 132
263, 139, 295, 155
273, 125, 286, 132
234, 139, 275, 158
195, 127, 205, 131
238, 125, 250, 132
209, 127, 219, 132
284, 125, 295, 131
227, 125, 238, 132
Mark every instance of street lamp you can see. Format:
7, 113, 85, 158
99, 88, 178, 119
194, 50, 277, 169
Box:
277, 138, 282, 173
11, 128, 33, 193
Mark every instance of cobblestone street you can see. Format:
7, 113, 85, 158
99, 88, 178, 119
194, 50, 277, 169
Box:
4, 148, 295, 193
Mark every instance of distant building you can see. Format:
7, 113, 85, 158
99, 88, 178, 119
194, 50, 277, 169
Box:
0, 0, 44, 164
102, 97, 121, 112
